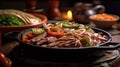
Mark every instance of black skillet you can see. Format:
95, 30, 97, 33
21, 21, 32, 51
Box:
4, 23, 120, 61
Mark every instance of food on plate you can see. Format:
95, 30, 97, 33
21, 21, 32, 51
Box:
0, 9, 41, 26
22, 20, 108, 48
90, 13, 117, 21
0, 15, 25, 26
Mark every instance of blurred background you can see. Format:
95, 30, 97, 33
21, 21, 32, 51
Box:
0, 0, 120, 23
0, 0, 120, 17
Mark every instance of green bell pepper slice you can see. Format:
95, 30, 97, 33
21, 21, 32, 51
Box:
62, 23, 79, 29
32, 28, 45, 34
80, 36, 92, 47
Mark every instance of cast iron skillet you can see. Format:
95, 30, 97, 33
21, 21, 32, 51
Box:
4, 25, 120, 61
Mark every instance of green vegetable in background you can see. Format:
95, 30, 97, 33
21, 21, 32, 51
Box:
0, 15, 25, 26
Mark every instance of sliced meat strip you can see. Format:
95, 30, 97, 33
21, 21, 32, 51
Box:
56, 41, 66, 47
68, 41, 76, 47
41, 44, 48, 47
48, 42, 56, 47
36, 38, 47, 45
58, 36, 76, 41
63, 40, 75, 47
65, 40, 73, 44
48, 41, 65, 47
31, 32, 47, 42
75, 40, 82, 47
64, 44, 71, 47
47, 36, 57, 43
58, 42, 65, 47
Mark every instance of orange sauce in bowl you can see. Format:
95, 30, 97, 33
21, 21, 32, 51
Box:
91, 13, 118, 21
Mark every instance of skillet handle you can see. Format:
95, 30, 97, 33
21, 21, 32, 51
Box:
99, 42, 120, 50
4, 31, 20, 41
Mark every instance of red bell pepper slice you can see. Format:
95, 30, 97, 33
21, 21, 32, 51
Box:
47, 26, 64, 37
